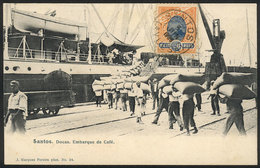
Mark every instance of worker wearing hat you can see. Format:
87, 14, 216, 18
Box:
4, 80, 28, 134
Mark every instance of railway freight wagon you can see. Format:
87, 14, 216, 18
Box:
3, 70, 75, 116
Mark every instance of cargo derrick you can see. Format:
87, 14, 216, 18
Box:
198, 4, 227, 88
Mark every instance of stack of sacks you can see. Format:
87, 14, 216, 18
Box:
92, 61, 149, 92
128, 61, 145, 76
100, 77, 115, 90
212, 72, 254, 89
170, 73, 205, 85
124, 75, 151, 83
103, 84, 111, 90
162, 85, 173, 94
125, 82, 151, 94
158, 74, 178, 89
124, 82, 133, 90
168, 73, 205, 94
115, 78, 124, 84
174, 82, 205, 94
111, 84, 116, 90
212, 72, 256, 99
117, 82, 124, 90
140, 82, 151, 94
92, 80, 104, 91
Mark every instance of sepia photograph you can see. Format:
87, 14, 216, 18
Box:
3, 3, 257, 165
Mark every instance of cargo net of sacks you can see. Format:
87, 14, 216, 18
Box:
92, 78, 151, 94
158, 73, 206, 95
212, 72, 256, 100
91, 61, 151, 93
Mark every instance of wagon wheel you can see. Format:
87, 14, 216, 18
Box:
42, 108, 51, 115
28, 110, 33, 115
53, 107, 60, 115
33, 108, 40, 115
49, 108, 55, 115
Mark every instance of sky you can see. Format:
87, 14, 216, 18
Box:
3, 3, 257, 67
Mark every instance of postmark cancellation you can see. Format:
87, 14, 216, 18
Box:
155, 4, 197, 55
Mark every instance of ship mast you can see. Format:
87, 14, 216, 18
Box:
246, 9, 252, 67
86, 5, 92, 64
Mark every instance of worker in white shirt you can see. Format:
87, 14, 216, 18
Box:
128, 83, 136, 116
182, 93, 198, 136
207, 81, 220, 115
4, 80, 28, 134
168, 87, 183, 130
135, 81, 144, 123
95, 90, 102, 107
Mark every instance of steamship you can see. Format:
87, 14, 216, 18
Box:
3, 8, 203, 103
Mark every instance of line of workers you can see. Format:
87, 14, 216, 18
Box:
95, 79, 248, 136
4, 79, 250, 136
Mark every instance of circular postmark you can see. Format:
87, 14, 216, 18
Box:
154, 6, 197, 54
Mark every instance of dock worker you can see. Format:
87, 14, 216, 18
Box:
150, 78, 159, 110
107, 89, 114, 109
141, 90, 149, 116
219, 95, 246, 136
128, 83, 136, 116
4, 80, 28, 134
95, 90, 102, 107
114, 84, 121, 110
152, 88, 173, 125
135, 81, 144, 124
168, 86, 183, 130
195, 93, 202, 111
207, 81, 220, 116
182, 93, 198, 136
120, 88, 128, 111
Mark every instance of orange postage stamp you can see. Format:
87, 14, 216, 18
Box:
155, 5, 197, 54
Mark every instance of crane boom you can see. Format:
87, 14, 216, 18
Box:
198, 4, 216, 50
198, 4, 227, 87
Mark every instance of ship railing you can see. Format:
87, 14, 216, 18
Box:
90, 54, 112, 64
6, 47, 86, 63
159, 61, 203, 68
6, 47, 131, 65
7, 47, 60, 62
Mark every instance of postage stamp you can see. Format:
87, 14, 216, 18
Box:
155, 5, 197, 54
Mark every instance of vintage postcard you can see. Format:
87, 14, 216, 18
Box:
3, 3, 257, 165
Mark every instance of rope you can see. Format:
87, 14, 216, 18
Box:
239, 40, 247, 66
202, 6, 214, 25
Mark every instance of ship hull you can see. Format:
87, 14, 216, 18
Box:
4, 59, 204, 103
